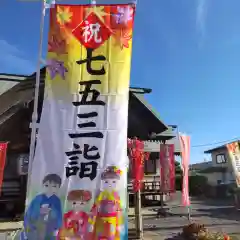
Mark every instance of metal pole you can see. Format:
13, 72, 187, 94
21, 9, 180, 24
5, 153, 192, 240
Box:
131, 138, 143, 239
160, 193, 164, 209
187, 206, 191, 222
26, 0, 45, 201
135, 188, 143, 239
159, 141, 165, 214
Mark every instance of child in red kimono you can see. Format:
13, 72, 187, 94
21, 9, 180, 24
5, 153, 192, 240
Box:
88, 166, 124, 240
58, 190, 92, 239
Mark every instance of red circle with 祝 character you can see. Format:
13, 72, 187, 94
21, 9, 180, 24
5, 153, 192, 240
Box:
72, 12, 112, 49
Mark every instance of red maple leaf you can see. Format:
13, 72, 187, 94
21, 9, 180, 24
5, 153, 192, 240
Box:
48, 34, 67, 55
113, 28, 132, 50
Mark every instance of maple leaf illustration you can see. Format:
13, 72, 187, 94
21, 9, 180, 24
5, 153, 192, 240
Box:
114, 6, 133, 25
57, 6, 73, 25
48, 34, 67, 55
113, 29, 132, 50
85, 6, 108, 23
47, 59, 68, 80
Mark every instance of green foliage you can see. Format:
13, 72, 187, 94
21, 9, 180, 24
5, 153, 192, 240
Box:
175, 175, 182, 190
175, 175, 208, 195
189, 175, 208, 195
199, 166, 227, 174
175, 161, 182, 175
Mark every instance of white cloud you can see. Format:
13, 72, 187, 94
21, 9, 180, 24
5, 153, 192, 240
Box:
0, 39, 35, 74
0, 40, 22, 55
196, 0, 208, 41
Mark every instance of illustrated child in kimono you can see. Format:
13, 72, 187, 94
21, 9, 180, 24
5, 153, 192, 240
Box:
89, 166, 124, 240
23, 173, 63, 240
58, 190, 92, 239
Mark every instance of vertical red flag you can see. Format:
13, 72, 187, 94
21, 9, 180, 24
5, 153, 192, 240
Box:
160, 144, 175, 193
179, 135, 190, 206
0, 142, 8, 195
169, 145, 176, 193
128, 138, 150, 192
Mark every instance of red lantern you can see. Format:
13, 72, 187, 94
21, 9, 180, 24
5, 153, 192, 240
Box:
128, 138, 150, 192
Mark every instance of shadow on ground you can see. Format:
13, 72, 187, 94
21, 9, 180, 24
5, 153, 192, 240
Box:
0, 214, 23, 223
128, 229, 137, 239
196, 207, 240, 221
190, 196, 235, 207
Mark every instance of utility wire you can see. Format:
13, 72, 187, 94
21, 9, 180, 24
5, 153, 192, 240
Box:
191, 137, 240, 148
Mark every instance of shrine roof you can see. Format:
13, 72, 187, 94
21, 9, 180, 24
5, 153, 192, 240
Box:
0, 73, 27, 95
128, 91, 168, 140
0, 68, 169, 141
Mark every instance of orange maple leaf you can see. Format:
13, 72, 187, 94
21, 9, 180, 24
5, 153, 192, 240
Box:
113, 29, 132, 50
57, 6, 73, 25
228, 142, 238, 153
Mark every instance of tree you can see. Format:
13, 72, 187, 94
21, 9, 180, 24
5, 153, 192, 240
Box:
175, 160, 182, 175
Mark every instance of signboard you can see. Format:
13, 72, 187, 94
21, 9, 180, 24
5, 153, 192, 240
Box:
23, 4, 135, 240
144, 141, 160, 152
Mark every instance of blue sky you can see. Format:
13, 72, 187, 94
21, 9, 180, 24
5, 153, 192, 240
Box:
1, 0, 240, 163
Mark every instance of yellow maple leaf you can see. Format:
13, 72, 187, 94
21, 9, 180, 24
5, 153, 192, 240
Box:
85, 6, 108, 23
57, 6, 73, 25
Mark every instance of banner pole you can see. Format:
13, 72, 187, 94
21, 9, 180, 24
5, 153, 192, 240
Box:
129, 138, 143, 240
26, 0, 45, 201
187, 204, 191, 222
135, 188, 143, 239
162, 141, 166, 210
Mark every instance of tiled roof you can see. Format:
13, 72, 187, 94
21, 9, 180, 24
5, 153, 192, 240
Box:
189, 161, 212, 171
0, 69, 169, 140
0, 73, 28, 96
204, 140, 240, 154
131, 92, 168, 132
144, 136, 181, 154
0, 82, 17, 95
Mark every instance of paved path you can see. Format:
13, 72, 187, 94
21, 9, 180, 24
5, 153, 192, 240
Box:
0, 193, 239, 239
0, 233, 7, 239
129, 193, 240, 239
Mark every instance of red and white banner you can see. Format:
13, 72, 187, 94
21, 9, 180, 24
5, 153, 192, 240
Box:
160, 144, 175, 193
226, 142, 240, 188
128, 138, 150, 192
0, 142, 8, 195
179, 134, 190, 206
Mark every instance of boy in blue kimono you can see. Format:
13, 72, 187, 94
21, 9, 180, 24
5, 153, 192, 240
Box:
23, 174, 63, 239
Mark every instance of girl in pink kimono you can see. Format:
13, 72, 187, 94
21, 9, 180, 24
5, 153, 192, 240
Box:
58, 190, 92, 239
89, 166, 124, 240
